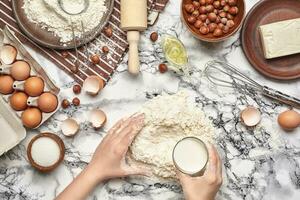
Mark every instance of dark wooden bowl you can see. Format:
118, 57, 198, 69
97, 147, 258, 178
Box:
181, 0, 245, 42
241, 0, 300, 80
27, 132, 65, 172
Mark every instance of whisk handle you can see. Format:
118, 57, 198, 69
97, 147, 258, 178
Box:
262, 86, 300, 109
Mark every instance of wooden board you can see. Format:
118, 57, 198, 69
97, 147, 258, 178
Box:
12, 0, 114, 50
241, 0, 300, 80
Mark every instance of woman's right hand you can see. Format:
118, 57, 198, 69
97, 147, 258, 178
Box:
177, 144, 223, 200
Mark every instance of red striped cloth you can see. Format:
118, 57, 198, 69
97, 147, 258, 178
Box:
0, 0, 169, 85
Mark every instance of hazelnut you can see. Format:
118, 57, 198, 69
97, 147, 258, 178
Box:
61, 99, 70, 109
208, 12, 217, 22
199, 0, 206, 6
213, 9, 218, 14
229, 6, 239, 15
192, 10, 200, 17
206, 5, 214, 12
222, 25, 230, 33
104, 27, 113, 37
158, 63, 168, 73
206, 0, 214, 4
213, 28, 223, 37
90, 54, 100, 64
199, 6, 207, 14
205, 18, 211, 25
199, 26, 209, 35
227, 13, 234, 20
220, 0, 226, 6
102, 46, 109, 54
194, 20, 203, 29
192, 1, 200, 9
228, 0, 237, 6
218, 23, 225, 29
150, 32, 158, 42
208, 23, 217, 33
73, 84, 81, 94
226, 20, 235, 28
71, 65, 79, 74
187, 16, 197, 24
184, 4, 195, 13
223, 5, 230, 12
72, 97, 80, 106
213, 1, 221, 9
219, 11, 226, 18
61, 51, 69, 58
198, 14, 207, 22
221, 17, 228, 25
216, 16, 221, 23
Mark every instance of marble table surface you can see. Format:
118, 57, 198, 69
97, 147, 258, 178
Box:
1, 0, 300, 199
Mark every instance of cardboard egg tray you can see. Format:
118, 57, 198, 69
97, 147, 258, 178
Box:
0, 26, 60, 155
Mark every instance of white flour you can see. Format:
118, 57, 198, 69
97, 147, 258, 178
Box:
129, 91, 215, 179
23, 0, 107, 43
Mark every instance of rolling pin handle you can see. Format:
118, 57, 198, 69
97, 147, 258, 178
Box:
127, 31, 140, 75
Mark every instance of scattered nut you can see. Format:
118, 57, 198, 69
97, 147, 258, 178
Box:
223, 5, 230, 12
206, 5, 214, 13
104, 27, 113, 37
90, 54, 100, 64
73, 84, 81, 94
192, 10, 200, 17
221, 17, 228, 25
199, 0, 206, 6
61, 51, 69, 58
198, 14, 207, 22
192, 1, 200, 9
213, 1, 221, 9
72, 97, 80, 106
150, 32, 158, 42
199, 6, 207, 14
158, 63, 168, 73
227, 20, 235, 28
102, 46, 109, 54
61, 99, 70, 109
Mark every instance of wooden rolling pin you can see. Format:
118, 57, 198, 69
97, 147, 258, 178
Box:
121, 0, 147, 75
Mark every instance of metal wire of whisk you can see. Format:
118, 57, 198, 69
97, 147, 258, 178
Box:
204, 60, 300, 108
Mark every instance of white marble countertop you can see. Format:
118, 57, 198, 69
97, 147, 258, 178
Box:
1, 0, 300, 199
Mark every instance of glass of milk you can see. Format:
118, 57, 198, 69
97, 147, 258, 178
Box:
172, 137, 209, 176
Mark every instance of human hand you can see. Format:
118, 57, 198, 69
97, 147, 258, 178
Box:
177, 144, 222, 200
87, 113, 146, 183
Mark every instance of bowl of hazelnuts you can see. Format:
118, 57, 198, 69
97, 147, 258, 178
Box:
181, 0, 245, 42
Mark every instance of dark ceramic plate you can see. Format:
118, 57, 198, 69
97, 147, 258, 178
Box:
12, 0, 114, 50
241, 0, 300, 80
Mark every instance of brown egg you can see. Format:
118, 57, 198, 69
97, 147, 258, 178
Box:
278, 110, 300, 131
21, 108, 42, 128
38, 92, 58, 113
0, 75, 14, 94
10, 61, 31, 81
24, 77, 44, 97
10, 92, 28, 111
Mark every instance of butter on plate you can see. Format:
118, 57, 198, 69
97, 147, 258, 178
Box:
259, 18, 300, 59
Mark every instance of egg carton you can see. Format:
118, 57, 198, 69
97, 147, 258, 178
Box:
0, 26, 60, 156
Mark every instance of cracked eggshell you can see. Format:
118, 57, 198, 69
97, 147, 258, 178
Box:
0, 45, 17, 64
82, 76, 104, 96
240, 106, 261, 127
89, 109, 106, 129
61, 118, 79, 137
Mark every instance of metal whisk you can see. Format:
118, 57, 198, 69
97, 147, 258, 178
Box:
204, 60, 300, 108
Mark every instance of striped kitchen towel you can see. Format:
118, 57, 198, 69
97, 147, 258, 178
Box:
0, 0, 169, 85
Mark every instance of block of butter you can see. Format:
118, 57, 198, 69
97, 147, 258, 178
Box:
259, 18, 300, 59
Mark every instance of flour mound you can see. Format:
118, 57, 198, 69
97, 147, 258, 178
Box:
129, 91, 215, 179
